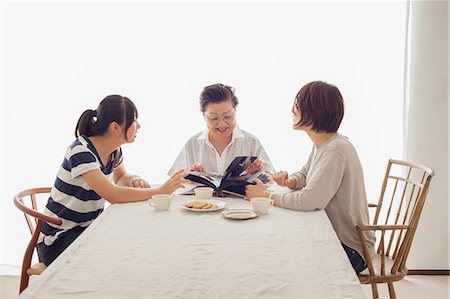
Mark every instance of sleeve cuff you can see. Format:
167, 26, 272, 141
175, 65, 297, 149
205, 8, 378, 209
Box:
272, 192, 283, 206
71, 163, 100, 178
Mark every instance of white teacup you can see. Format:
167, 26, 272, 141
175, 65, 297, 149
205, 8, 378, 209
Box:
251, 197, 274, 215
194, 187, 214, 199
149, 194, 172, 211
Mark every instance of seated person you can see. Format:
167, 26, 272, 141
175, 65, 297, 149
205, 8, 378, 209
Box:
168, 83, 275, 176
38, 95, 187, 266
245, 81, 375, 273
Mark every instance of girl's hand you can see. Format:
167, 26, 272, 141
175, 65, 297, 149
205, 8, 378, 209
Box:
189, 164, 205, 172
244, 179, 269, 200
273, 171, 296, 189
158, 169, 189, 194
245, 158, 263, 174
129, 177, 151, 188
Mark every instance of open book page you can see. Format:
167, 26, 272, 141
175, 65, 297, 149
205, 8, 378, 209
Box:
220, 171, 272, 196
184, 171, 222, 190
221, 171, 270, 186
224, 156, 256, 177
181, 157, 269, 197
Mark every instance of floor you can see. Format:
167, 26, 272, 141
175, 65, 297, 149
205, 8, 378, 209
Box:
1, 275, 448, 299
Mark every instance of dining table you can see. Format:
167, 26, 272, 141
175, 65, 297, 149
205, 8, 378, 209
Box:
20, 187, 367, 299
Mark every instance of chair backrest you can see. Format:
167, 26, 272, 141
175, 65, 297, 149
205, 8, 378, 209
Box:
14, 187, 62, 235
14, 187, 62, 293
372, 159, 434, 273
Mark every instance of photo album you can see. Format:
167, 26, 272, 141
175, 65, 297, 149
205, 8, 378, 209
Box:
183, 156, 270, 197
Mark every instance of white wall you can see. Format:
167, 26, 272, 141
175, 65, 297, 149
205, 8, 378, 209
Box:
1, 1, 408, 274
406, 0, 449, 270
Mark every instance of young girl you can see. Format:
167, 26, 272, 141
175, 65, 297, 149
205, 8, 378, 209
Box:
245, 81, 375, 273
38, 95, 187, 266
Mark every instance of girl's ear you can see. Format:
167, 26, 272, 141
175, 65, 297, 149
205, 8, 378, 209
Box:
108, 122, 123, 136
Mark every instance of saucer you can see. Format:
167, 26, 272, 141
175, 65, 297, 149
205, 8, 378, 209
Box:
222, 209, 258, 220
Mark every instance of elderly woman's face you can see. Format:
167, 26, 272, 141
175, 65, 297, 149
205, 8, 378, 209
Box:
203, 98, 236, 139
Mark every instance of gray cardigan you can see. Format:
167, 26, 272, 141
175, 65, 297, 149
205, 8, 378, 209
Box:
272, 133, 375, 261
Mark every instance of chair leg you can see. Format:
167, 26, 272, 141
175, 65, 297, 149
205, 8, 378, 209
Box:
371, 283, 379, 299
19, 267, 30, 293
387, 282, 397, 299
20, 222, 41, 293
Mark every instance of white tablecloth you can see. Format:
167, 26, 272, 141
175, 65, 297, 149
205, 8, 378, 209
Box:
20, 194, 366, 299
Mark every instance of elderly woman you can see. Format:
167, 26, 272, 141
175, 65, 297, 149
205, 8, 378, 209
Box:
245, 81, 375, 273
168, 83, 274, 176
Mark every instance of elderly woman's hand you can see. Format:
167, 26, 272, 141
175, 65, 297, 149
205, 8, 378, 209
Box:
245, 158, 263, 174
189, 164, 205, 172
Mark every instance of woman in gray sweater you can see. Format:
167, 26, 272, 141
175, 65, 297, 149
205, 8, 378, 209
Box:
245, 81, 375, 273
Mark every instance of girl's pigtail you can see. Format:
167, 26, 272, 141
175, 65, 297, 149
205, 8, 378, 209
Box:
75, 109, 97, 137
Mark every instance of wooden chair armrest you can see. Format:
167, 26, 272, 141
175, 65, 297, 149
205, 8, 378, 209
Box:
368, 203, 378, 208
14, 195, 62, 226
357, 224, 408, 231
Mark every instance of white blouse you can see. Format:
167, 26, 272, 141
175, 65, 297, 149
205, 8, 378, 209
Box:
168, 126, 275, 175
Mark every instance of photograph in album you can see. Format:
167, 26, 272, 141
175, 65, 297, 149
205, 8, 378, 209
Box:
184, 156, 270, 197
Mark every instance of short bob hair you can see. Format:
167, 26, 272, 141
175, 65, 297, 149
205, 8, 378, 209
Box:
293, 81, 344, 133
200, 83, 239, 112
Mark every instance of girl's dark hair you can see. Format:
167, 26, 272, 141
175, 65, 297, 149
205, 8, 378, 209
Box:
75, 95, 138, 140
293, 81, 344, 133
200, 83, 239, 112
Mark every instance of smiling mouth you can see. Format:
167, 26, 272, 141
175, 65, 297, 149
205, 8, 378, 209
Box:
216, 127, 228, 133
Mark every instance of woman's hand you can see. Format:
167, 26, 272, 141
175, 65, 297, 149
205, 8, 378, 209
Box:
128, 177, 151, 188
158, 169, 189, 194
189, 164, 205, 172
245, 158, 263, 174
273, 171, 296, 189
244, 179, 270, 200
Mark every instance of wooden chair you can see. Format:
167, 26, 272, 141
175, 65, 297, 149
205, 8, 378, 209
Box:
357, 159, 434, 299
14, 187, 62, 293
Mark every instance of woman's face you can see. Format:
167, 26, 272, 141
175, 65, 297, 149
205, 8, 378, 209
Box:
203, 99, 236, 140
292, 104, 302, 130
125, 118, 141, 143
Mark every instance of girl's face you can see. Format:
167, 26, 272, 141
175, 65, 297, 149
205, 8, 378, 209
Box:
125, 118, 141, 143
203, 99, 236, 140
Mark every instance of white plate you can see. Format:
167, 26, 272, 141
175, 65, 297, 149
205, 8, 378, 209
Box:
181, 199, 226, 212
222, 209, 258, 220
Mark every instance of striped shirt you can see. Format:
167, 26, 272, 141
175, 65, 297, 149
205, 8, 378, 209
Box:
38, 136, 123, 246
